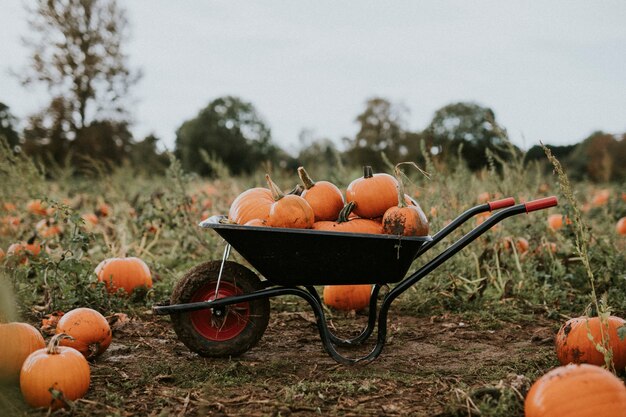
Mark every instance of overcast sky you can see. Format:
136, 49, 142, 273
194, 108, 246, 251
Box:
1, 1, 625, 154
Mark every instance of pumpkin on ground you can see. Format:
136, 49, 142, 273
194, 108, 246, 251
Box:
96, 257, 153, 295
382, 164, 429, 236
20, 334, 90, 410
313, 202, 382, 235
56, 308, 112, 359
0, 322, 45, 381
265, 174, 314, 229
547, 214, 570, 231
346, 166, 398, 219
323, 284, 372, 311
617, 217, 626, 236
501, 237, 530, 254
228, 187, 274, 225
555, 315, 626, 371
524, 363, 626, 417
297, 166, 344, 221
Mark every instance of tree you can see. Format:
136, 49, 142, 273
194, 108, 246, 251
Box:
424, 102, 515, 171
175, 96, 279, 176
0, 103, 19, 151
566, 131, 626, 182
343, 98, 409, 171
20, 0, 140, 166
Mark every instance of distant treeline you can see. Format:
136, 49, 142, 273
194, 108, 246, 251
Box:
1, 98, 624, 182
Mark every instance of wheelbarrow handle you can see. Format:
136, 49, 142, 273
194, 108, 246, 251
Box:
488, 197, 516, 211
415, 196, 516, 258
525, 196, 558, 212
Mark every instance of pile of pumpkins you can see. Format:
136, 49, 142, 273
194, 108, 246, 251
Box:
0, 307, 112, 410
228, 165, 429, 312
0, 256, 151, 410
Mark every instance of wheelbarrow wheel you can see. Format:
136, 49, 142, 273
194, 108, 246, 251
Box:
170, 261, 270, 357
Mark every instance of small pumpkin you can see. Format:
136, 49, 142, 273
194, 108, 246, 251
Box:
7, 239, 42, 264
548, 213, 571, 231
555, 315, 626, 371
313, 202, 383, 235
616, 217, 626, 236
525, 363, 626, 417
346, 166, 398, 219
20, 334, 91, 410
501, 237, 529, 254
323, 284, 372, 311
265, 174, 314, 229
382, 165, 429, 236
228, 187, 274, 225
96, 257, 153, 295
26, 199, 49, 216
297, 166, 344, 221
0, 322, 45, 381
56, 308, 112, 359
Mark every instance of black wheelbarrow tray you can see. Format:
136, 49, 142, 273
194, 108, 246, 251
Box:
153, 196, 558, 365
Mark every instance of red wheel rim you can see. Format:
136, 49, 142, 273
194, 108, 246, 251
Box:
190, 281, 250, 341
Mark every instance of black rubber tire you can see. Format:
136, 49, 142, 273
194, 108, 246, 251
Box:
170, 261, 270, 357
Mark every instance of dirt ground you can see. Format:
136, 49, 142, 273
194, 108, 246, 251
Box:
1, 301, 559, 417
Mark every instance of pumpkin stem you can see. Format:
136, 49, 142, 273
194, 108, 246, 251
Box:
337, 202, 356, 223
265, 174, 285, 201
297, 166, 316, 190
47, 333, 74, 355
287, 184, 304, 196
363, 166, 374, 179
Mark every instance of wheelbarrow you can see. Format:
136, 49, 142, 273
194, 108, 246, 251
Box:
153, 196, 558, 365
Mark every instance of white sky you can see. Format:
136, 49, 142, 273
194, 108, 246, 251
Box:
1, 1, 625, 154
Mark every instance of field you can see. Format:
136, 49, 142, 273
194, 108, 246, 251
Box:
1, 149, 625, 416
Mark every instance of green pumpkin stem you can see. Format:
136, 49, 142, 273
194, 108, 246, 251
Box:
47, 333, 74, 355
337, 202, 356, 223
297, 166, 316, 190
265, 174, 285, 201
363, 165, 374, 179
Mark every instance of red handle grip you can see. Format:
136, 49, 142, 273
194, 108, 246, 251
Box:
488, 197, 516, 211
525, 196, 558, 213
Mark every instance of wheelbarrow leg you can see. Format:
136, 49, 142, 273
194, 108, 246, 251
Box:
305, 285, 383, 347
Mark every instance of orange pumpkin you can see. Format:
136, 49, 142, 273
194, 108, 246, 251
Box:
26, 199, 49, 216
96, 257, 153, 295
56, 308, 112, 359
228, 187, 274, 225
591, 189, 610, 207
265, 174, 314, 229
35, 218, 63, 238
0, 322, 45, 381
525, 364, 626, 417
323, 284, 372, 311
346, 166, 398, 219
555, 316, 626, 371
7, 241, 42, 264
313, 202, 383, 234
297, 166, 344, 221
244, 218, 267, 227
82, 213, 99, 226
617, 217, 626, 236
20, 334, 90, 410
382, 165, 429, 236
501, 237, 529, 254
548, 214, 571, 231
